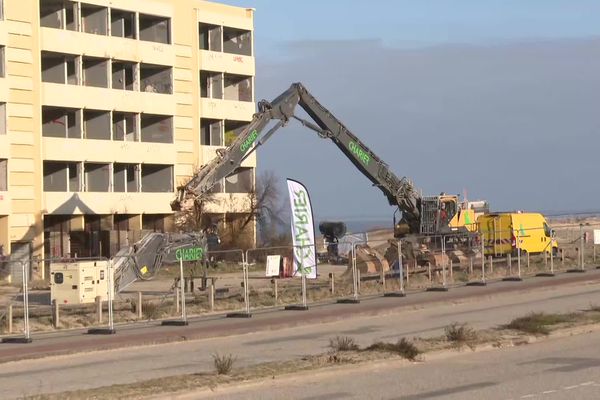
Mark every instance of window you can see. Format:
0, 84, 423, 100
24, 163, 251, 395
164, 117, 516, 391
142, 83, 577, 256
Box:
223, 27, 252, 56
140, 114, 172, 143
112, 112, 137, 141
41, 52, 79, 84
0, 103, 6, 135
0, 159, 6, 191
83, 110, 110, 140
111, 61, 135, 90
200, 71, 222, 99
200, 118, 223, 146
225, 167, 253, 193
44, 161, 80, 192
54, 272, 64, 284
224, 74, 252, 102
199, 23, 221, 51
140, 63, 172, 94
81, 4, 108, 35
40, 0, 78, 30
224, 120, 247, 146
110, 9, 136, 39
42, 107, 81, 138
0, 46, 5, 78
141, 164, 173, 192
139, 14, 170, 44
84, 163, 110, 192
113, 163, 138, 192
142, 214, 167, 232
83, 57, 108, 88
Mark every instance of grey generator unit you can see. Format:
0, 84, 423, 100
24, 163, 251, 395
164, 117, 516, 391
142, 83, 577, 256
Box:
50, 261, 113, 305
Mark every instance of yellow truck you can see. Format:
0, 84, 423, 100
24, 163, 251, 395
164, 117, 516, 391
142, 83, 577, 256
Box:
478, 212, 558, 256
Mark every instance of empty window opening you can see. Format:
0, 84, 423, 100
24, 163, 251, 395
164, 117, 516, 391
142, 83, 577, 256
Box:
42, 106, 81, 138
200, 71, 222, 99
224, 74, 252, 102
142, 214, 167, 232
113, 163, 138, 192
200, 118, 223, 146
141, 164, 173, 192
140, 63, 172, 94
198, 23, 222, 51
224, 120, 247, 146
0, 46, 5, 78
139, 14, 170, 44
0, 103, 6, 135
84, 163, 110, 192
111, 61, 135, 90
81, 3, 108, 35
225, 167, 253, 193
40, 0, 77, 30
112, 112, 137, 141
110, 9, 136, 39
140, 114, 172, 143
0, 159, 6, 191
41, 52, 79, 84
83, 110, 110, 140
223, 27, 252, 56
83, 57, 108, 87
44, 161, 80, 192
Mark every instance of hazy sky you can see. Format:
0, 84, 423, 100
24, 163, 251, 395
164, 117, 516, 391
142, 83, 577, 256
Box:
220, 1, 600, 220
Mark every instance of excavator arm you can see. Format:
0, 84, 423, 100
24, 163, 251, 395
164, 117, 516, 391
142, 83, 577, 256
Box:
172, 83, 422, 233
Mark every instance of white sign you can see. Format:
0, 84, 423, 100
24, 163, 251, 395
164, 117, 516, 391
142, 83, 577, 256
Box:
594, 230, 600, 245
287, 179, 317, 279
265, 255, 281, 277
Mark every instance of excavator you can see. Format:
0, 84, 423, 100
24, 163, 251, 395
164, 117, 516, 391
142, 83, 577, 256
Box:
171, 82, 480, 237
114, 82, 483, 291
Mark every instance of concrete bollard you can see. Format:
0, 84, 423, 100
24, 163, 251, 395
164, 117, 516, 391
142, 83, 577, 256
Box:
209, 283, 215, 311
329, 272, 335, 295
95, 296, 102, 324
137, 292, 143, 319
52, 299, 59, 328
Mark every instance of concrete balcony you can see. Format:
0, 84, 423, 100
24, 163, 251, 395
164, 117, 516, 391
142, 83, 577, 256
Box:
0, 191, 9, 215
201, 145, 256, 168
40, 27, 175, 66
43, 137, 177, 164
199, 98, 254, 121
204, 192, 251, 214
42, 83, 175, 115
43, 192, 175, 215
199, 50, 255, 76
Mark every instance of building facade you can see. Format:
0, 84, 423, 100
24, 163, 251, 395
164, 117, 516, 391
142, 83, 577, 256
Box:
0, 0, 256, 279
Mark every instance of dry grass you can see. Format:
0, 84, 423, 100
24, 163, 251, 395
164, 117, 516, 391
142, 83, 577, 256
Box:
329, 336, 359, 352
444, 323, 478, 350
502, 312, 577, 335
212, 353, 236, 375
364, 338, 421, 361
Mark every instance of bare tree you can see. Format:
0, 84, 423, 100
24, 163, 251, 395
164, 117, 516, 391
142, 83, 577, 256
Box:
220, 170, 290, 249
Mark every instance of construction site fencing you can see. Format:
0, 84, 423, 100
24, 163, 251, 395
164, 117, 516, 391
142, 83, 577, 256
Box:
0, 260, 30, 342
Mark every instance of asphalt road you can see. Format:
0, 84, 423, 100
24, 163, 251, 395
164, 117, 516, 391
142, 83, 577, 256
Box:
2, 278, 600, 399
191, 331, 600, 400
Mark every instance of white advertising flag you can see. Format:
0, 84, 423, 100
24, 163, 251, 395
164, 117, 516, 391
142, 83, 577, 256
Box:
287, 179, 317, 279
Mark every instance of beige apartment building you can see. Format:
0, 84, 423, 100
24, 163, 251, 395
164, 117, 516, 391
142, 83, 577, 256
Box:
0, 0, 256, 279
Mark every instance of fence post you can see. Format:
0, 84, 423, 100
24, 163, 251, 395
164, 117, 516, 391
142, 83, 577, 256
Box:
137, 292, 143, 319
52, 299, 59, 328
95, 296, 102, 324
209, 283, 215, 311
449, 259, 453, 281
581, 224, 585, 271
272, 278, 278, 305
489, 256, 493, 273
7, 304, 12, 334
507, 253, 512, 275
175, 283, 180, 314
527, 251, 530, 269
357, 269, 361, 294
428, 262, 432, 282
469, 257, 473, 275
329, 272, 335, 295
